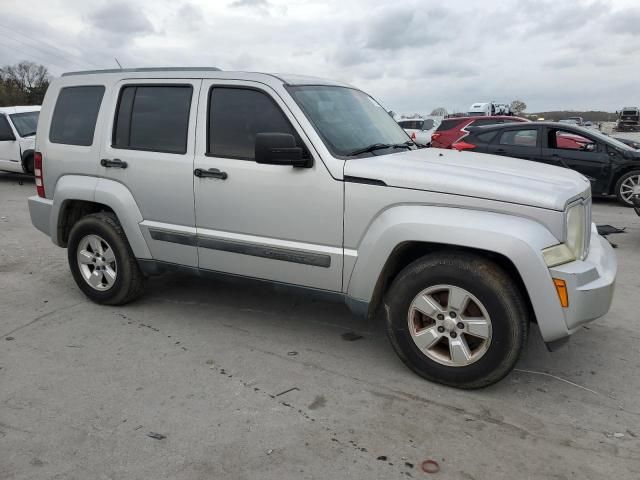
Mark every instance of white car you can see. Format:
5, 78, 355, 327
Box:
398, 116, 441, 146
0, 106, 40, 175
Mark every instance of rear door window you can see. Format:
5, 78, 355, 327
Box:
113, 85, 193, 154
499, 129, 538, 147
49, 86, 105, 146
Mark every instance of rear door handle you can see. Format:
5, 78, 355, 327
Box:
100, 158, 127, 169
194, 168, 228, 180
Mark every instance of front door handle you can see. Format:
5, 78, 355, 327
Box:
100, 158, 128, 169
194, 168, 228, 180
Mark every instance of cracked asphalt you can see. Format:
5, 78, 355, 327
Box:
1, 172, 640, 479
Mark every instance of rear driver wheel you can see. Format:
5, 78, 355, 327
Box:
67, 212, 145, 305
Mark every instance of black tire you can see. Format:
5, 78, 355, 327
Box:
67, 212, 145, 305
384, 252, 529, 389
614, 170, 640, 206
23, 154, 34, 175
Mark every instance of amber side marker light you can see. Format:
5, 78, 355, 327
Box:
553, 278, 569, 308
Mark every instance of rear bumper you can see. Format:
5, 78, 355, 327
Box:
28, 195, 53, 237
548, 225, 617, 334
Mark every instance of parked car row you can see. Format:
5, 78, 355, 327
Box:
27, 68, 616, 389
452, 122, 640, 206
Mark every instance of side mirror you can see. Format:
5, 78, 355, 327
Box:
255, 133, 310, 167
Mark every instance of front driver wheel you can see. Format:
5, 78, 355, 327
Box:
385, 253, 529, 389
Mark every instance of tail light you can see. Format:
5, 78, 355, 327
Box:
34, 151, 45, 197
452, 141, 477, 151
411, 132, 416, 140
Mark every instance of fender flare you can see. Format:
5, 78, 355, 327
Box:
346, 205, 569, 342
50, 175, 151, 259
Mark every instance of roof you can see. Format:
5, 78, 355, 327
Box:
61, 67, 222, 76
58, 68, 352, 88
467, 121, 599, 132
0, 105, 41, 114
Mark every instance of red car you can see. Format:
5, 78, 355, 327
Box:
431, 116, 529, 149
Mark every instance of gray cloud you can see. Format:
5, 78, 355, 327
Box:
607, 7, 640, 35
2, 0, 639, 113
230, 0, 270, 6
524, 0, 609, 36
88, 2, 154, 35
229, 0, 276, 15
364, 8, 447, 51
421, 62, 477, 78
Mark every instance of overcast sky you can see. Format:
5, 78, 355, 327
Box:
2, 0, 639, 113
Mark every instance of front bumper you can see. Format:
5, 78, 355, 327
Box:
28, 195, 53, 237
548, 224, 617, 334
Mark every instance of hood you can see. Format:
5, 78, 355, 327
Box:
344, 148, 590, 211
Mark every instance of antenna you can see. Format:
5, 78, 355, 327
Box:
114, 57, 123, 69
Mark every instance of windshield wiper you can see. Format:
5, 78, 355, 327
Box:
21, 131, 36, 137
346, 141, 413, 157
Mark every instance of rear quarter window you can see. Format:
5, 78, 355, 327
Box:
49, 86, 105, 146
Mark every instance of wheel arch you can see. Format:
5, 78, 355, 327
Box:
366, 241, 532, 322
609, 166, 640, 196
51, 175, 151, 259
345, 205, 569, 342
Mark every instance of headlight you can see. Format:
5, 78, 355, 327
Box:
566, 203, 586, 260
542, 202, 588, 267
542, 244, 575, 267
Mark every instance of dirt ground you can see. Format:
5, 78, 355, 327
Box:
1, 172, 640, 480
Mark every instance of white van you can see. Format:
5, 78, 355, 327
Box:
0, 106, 40, 174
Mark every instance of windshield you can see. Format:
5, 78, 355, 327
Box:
571, 125, 635, 151
9, 111, 39, 137
287, 85, 411, 157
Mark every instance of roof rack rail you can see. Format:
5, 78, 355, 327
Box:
61, 67, 222, 77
